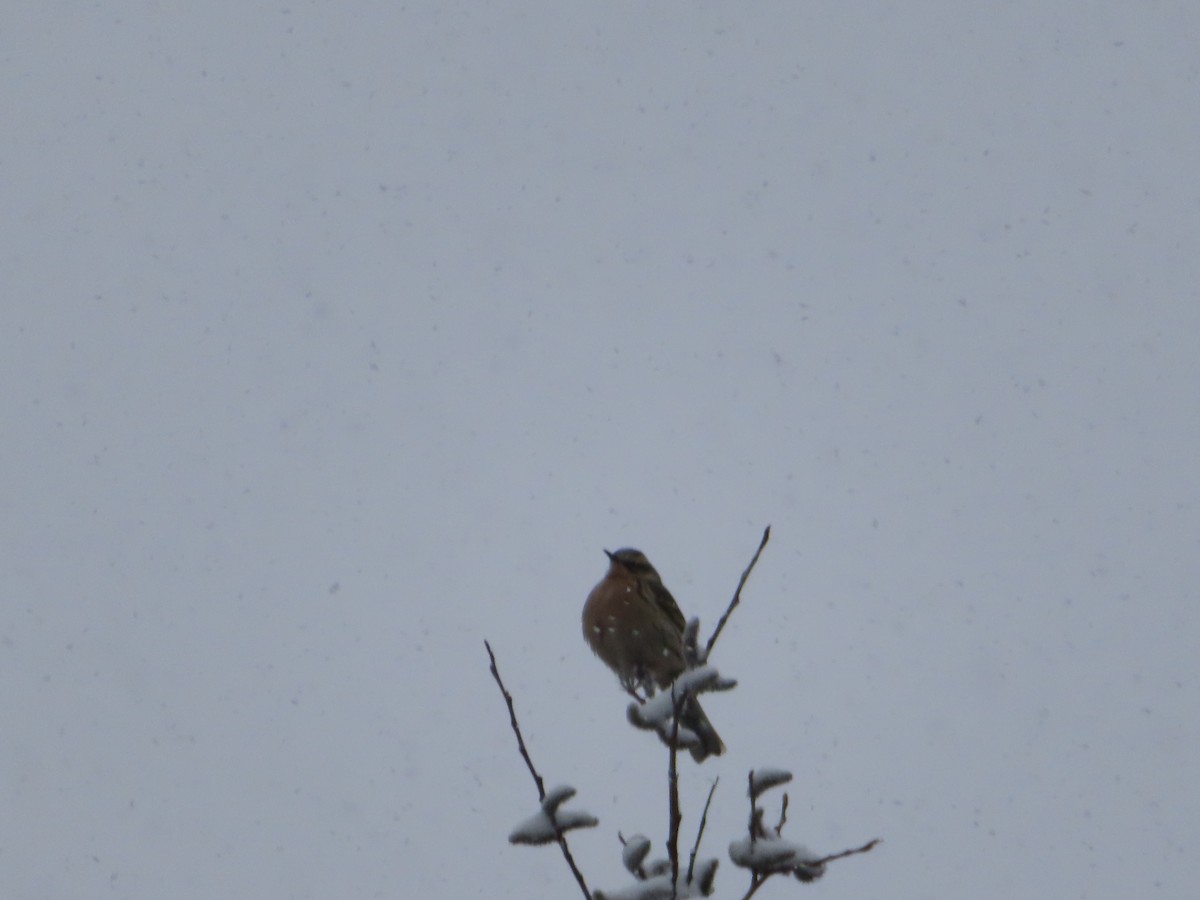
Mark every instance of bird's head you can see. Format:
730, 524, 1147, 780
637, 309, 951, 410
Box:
604, 547, 661, 582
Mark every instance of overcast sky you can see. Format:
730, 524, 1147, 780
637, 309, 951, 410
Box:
4, 3, 1197, 898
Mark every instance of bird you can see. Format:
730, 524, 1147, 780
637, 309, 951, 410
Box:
582, 548, 725, 762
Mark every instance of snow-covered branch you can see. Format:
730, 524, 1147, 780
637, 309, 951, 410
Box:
509, 785, 598, 845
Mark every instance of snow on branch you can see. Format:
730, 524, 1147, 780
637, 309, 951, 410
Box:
621, 834, 652, 877
729, 835, 826, 883
594, 833, 718, 900
594, 870, 711, 900
732, 766, 881, 897
748, 767, 792, 796
626, 663, 736, 752
509, 785, 599, 845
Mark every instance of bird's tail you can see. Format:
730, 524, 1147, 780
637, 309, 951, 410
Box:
683, 696, 725, 763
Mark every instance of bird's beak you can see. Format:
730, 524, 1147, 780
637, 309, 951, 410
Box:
603, 549, 615, 562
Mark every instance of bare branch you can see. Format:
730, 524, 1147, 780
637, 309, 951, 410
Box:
706, 525, 771, 657
686, 778, 719, 882
746, 771, 762, 842
810, 838, 882, 866
741, 874, 769, 900
485, 639, 545, 801
485, 640, 593, 900
666, 686, 683, 897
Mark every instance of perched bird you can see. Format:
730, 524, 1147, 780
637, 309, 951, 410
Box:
582, 548, 725, 761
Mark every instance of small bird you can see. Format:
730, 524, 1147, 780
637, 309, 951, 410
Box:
582, 548, 725, 761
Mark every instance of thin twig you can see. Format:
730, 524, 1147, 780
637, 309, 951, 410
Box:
746, 771, 754, 841
484, 640, 545, 801
775, 793, 788, 836
741, 874, 768, 900
686, 778, 719, 882
485, 640, 593, 900
740, 770, 765, 900
811, 838, 882, 866
666, 685, 683, 898
705, 525, 771, 657
746, 771, 760, 843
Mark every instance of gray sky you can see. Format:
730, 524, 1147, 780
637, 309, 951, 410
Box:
4, 3, 1197, 897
